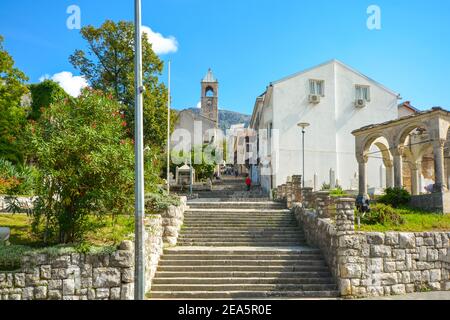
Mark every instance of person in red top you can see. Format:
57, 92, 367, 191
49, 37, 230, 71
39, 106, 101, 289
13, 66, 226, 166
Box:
245, 175, 252, 191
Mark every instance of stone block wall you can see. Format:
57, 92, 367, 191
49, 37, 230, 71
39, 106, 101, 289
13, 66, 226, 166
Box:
0, 215, 163, 300
410, 192, 450, 214
293, 204, 338, 280
160, 196, 187, 246
293, 199, 450, 298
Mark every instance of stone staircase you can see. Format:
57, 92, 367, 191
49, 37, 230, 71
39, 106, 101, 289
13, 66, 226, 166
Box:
195, 177, 268, 200
148, 179, 338, 299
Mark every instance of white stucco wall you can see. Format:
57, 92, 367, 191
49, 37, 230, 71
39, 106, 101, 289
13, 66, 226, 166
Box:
252, 60, 400, 193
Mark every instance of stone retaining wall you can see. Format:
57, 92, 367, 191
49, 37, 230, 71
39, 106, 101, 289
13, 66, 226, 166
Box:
293, 199, 450, 298
0, 196, 189, 300
161, 196, 187, 246
0, 215, 163, 300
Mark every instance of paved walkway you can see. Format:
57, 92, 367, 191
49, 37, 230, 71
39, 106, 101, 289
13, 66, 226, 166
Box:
362, 291, 450, 300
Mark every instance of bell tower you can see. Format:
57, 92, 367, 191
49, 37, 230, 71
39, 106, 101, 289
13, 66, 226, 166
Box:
201, 68, 219, 126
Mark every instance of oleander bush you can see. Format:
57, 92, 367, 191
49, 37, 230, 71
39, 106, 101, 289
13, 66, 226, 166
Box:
26, 89, 135, 244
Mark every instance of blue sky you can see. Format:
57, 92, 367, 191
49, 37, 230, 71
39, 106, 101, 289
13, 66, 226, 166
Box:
0, 0, 449, 115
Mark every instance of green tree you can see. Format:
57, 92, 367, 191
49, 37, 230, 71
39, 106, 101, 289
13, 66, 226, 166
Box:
69, 20, 176, 149
28, 80, 68, 121
27, 89, 135, 244
0, 35, 29, 164
170, 144, 219, 182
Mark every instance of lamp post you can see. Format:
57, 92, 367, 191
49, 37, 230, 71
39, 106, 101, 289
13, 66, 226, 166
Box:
166, 60, 171, 193
297, 122, 310, 188
134, 0, 145, 301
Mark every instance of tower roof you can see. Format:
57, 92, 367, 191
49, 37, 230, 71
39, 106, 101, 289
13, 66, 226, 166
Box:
202, 68, 217, 83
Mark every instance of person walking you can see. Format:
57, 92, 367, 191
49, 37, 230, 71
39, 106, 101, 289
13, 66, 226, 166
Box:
245, 175, 252, 192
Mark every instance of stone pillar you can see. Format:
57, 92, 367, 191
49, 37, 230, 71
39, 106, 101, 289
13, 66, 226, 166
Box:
335, 198, 358, 298
393, 146, 404, 188
357, 156, 368, 197
433, 139, 447, 193
379, 165, 386, 189
313, 173, 319, 192
301, 187, 313, 208
335, 198, 355, 233
315, 191, 331, 218
446, 157, 450, 190
286, 178, 294, 209
410, 161, 421, 196
385, 161, 394, 189
330, 169, 336, 189
292, 175, 303, 204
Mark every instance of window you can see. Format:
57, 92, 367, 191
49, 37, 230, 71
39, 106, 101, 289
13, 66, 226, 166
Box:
309, 79, 325, 96
356, 85, 370, 102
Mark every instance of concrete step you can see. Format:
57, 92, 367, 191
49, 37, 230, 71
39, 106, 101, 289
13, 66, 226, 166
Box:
154, 271, 331, 278
153, 277, 335, 285
148, 290, 339, 299
151, 283, 337, 292
180, 232, 303, 236
183, 220, 296, 224
160, 254, 322, 261
163, 248, 320, 255
188, 202, 286, 209
178, 236, 306, 242
158, 260, 326, 267
185, 209, 291, 214
177, 242, 305, 247
183, 216, 296, 221
183, 220, 298, 225
182, 225, 298, 229
178, 234, 305, 239
181, 227, 303, 232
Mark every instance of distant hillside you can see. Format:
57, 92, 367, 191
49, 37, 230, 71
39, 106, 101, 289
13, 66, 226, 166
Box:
181, 108, 251, 132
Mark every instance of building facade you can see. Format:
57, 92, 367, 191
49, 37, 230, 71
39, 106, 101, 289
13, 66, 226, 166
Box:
172, 69, 219, 150
249, 60, 416, 194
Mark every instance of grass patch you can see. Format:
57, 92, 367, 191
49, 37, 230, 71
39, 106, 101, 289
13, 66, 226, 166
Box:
0, 213, 135, 271
0, 213, 134, 247
358, 206, 450, 232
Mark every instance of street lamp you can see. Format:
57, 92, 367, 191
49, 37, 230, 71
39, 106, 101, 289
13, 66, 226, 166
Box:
297, 122, 310, 188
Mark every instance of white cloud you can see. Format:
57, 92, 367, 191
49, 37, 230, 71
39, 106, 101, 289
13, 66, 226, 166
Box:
142, 26, 178, 55
196, 101, 201, 109
40, 71, 88, 97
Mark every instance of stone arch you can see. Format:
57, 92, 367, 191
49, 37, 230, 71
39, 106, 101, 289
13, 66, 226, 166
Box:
361, 133, 392, 159
361, 134, 394, 190
394, 121, 431, 147
205, 86, 215, 97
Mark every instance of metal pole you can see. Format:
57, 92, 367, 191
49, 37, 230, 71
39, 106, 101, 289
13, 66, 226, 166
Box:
302, 129, 305, 189
190, 156, 193, 196
134, 0, 145, 301
166, 60, 171, 193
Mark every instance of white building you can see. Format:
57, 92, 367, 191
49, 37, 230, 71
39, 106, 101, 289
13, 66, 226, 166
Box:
249, 60, 416, 194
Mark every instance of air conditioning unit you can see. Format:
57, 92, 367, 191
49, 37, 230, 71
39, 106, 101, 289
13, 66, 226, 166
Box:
355, 99, 366, 108
309, 94, 321, 104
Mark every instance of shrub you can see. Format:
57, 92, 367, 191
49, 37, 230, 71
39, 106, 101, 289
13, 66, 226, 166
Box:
26, 89, 135, 244
330, 187, 348, 198
360, 203, 405, 226
145, 188, 181, 213
321, 183, 331, 191
378, 187, 411, 208
0, 159, 36, 196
